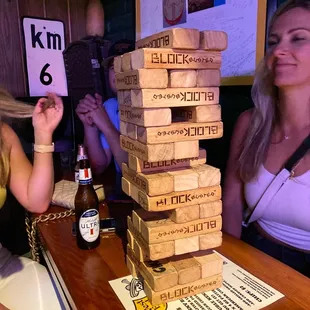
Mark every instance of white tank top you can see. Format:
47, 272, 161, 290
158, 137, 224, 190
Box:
244, 165, 310, 251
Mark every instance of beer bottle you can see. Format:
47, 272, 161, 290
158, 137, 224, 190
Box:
75, 144, 88, 183
75, 158, 100, 250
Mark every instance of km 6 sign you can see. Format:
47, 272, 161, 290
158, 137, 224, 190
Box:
22, 17, 68, 96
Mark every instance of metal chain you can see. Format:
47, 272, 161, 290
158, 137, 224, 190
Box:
25, 209, 75, 262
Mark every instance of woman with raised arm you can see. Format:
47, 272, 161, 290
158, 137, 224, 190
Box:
0, 89, 63, 309
223, 0, 310, 277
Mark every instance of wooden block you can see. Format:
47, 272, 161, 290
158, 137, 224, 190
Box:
133, 237, 148, 261
166, 204, 200, 224
122, 177, 131, 196
128, 148, 207, 173
120, 121, 127, 136
115, 69, 168, 90
128, 216, 175, 260
175, 235, 199, 255
114, 56, 122, 73
199, 231, 223, 250
127, 229, 134, 248
200, 31, 228, 51
172, 105, 221, 123
121, 52, 132, 71
137, 121, 223, 144
126, 255, 138, 277
136, 28, 200, 50
199, 200, 222, 219
122, 163, 174, 196
191, 250, 223, 279
125, 179, 222, 212
127, 123, 137, 140
140, 214, 222, 244
170, 254, 201, 284
130, 87, 219, 108
174, 140, 199, 159
130, 48, 221, 70
120, 106, 171, 127
120, 136, 174, 162
168, 168, 199, 191
197, 69, 221, 87
192, 164, 221, 188
144, 274, 222, 305
133, 208, 168, 233
169, 70, 197, 88
120, 120, 138, 139
128, 244, 178, 292
118, 90, 132, 106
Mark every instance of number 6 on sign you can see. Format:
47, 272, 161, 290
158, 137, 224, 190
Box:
22, 17, 68, 96
40, 63, 53, 86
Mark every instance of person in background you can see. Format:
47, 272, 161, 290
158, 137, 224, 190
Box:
223, 0, 310, 277
76, 39, 134, 175
0, 89, 63, 309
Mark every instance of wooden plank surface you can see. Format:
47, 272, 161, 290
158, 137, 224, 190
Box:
137, 121, 223, 144
129, 87, 219, 108
115, 69, 168, 90
172, 105, 221, 123
0, 0, 26, 96
119, 106, 171, 127
122, 178, 221, 211
131, 48, 221, 70
121, 52, 132, 71
200, 30, 228, 51
136, 28, 200, 49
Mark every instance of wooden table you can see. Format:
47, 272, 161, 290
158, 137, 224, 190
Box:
37, 203, 310, 310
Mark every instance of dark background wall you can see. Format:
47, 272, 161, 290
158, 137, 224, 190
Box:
101, 0, 135, 43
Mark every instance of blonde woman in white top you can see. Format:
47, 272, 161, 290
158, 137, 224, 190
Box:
223, 0, 310, 277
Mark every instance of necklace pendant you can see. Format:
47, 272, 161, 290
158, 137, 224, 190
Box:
284, 135, 289, 140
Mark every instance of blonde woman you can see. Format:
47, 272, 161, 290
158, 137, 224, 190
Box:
223, 0, 310, 277
0, 89, 63, 309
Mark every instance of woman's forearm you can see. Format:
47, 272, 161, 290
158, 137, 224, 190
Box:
27, 132, 54, 213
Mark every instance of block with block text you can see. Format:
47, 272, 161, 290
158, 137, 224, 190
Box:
117, 27, 227, 305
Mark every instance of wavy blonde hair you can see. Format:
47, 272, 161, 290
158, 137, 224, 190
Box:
0, 88, 34, 187
239, 0, 310, 182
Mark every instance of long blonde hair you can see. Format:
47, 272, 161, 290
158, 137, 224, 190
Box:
0, 88, 34, 187
239, 0, 310, 182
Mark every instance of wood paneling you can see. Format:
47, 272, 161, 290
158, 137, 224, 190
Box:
18, 0, 45, 18
69, 0, 88, 42
0, 0, 26, 96
45, 0, 70, 45
0, 0, 87, 96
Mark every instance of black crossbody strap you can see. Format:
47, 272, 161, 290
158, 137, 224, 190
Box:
285, 133, 310, 171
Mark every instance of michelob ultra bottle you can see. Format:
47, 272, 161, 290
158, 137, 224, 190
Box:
74, 158, 100, 249
75, 144, 88, 183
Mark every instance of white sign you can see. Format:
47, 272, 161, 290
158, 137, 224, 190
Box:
22, 17, 68, 96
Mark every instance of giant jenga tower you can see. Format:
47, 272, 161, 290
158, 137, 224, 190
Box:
115, 28, 227, 306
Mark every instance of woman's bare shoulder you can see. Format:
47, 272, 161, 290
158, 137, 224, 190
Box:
235, 109, 253, 132
1, 122, 19, 149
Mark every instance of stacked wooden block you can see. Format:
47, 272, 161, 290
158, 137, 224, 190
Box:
115, 28, 227, 305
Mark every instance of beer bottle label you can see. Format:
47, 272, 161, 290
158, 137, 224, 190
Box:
79, 209, 100, 242
74, 171, 79, 183
79, 168, 92, 185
